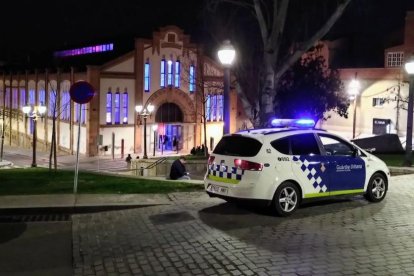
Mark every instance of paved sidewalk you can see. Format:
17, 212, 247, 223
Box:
0, 194, 173, 209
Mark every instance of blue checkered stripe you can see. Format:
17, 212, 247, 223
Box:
208, 164, 244, 181
293, 156, 327, 193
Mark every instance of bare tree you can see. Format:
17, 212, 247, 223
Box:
180, 50, 224, 156
206, 0, 352, 126
0, 86, 8, 162
42, 77, 71, 171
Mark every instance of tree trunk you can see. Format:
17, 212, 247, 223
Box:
260, 54, 276, 126
49, 117, 57, 171
53, 118, 57, 171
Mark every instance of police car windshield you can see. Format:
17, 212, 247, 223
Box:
213, 136, 262, 157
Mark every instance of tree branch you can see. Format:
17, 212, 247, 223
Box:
275, 0, 352, 80
253, 0, 268, 46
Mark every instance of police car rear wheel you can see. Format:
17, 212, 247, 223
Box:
364, 173, 387, 202
274, 182, 299, 217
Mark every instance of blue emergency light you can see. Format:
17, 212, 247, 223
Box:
270, 118, 316, 128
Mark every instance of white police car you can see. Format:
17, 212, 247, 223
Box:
204, 119, 390, 216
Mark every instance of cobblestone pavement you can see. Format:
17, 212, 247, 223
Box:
73, 176, 414, 276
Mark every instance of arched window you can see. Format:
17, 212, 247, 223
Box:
74, 103, 87, 124
155, 103, 183, 123
48, 91, 55, 118
60, 91, 71, 121
106, 91, 112, 124
81, 104, 87, 124
12, 88, 18, 109
4, 88, 10, 108
20, 88, 26, 107
122, 91, 128, 124
114, 91, 120, 124
38, 89, 45, 106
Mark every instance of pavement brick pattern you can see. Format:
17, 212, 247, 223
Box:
73, 176, 414, 276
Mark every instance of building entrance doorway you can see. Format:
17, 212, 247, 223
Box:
164, 124, 182, 151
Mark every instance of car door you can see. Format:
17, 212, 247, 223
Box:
317, 134, 366, 195
289, 133, 330, 198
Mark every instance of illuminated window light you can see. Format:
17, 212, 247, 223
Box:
54, 43, 114, 57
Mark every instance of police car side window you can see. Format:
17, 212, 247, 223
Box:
270, 137, 290, 155
319, 135, 354, 156
290, 134, 321, 155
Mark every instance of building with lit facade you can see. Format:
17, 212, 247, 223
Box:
0, 26, 246, 157
319, 10, 414, 145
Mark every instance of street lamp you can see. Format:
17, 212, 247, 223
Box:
22, 104, 47, 167
135, 103, 154, 159
218, 40, 236, 135
348, 78, 360, 139
403, 56, 414, 167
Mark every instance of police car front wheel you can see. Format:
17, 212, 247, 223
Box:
364, 173, 388, 202
273, 182, 300, 217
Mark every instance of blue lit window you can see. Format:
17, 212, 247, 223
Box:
122, 92, 128, 124
75, 102, 87, 124
217, 94, 223, 121
48, 91, 56, 118
175, 61, 180, 87
144, 62, 150, 92
106, 92, 112, 124
212, 95, 217, 121
74, 103, 80, 123
12, 89, 18, 109
20, 88, 26, 107
114, 92, 120, 124
39, 89, 45, 106
60, 92, 71, 121
206, 95, 211, 121
81, 104, 87, 124
167, 60, 173, 86
5, 89, 10, 108
160, 59, 166, 87
29, 89, 35, 105
189, 65, 195, 92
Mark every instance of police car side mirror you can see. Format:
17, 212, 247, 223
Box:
352, 148, 359, 157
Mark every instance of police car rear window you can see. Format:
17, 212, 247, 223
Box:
213, 136, 262, 156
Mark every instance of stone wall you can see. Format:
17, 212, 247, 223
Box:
131, 158, 207, 177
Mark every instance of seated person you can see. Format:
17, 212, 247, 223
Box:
170, 156, 191, 180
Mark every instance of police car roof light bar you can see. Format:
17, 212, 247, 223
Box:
270, 118, 315, 128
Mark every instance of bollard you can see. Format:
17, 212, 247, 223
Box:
140, 167, 144, 176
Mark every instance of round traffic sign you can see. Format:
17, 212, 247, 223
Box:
69, 81, 95, 104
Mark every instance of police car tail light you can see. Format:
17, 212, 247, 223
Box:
234, 159, 263, 171
208, 156, 215, 165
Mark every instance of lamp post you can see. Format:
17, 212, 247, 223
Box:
404, 56, 414, 167
348, 78, 360, 139
153, 124, 158, 157
22, 104, 47, 167
135, 103, 154, 159
218, 40, 236, 135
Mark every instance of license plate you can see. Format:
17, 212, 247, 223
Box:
208, 184, 228, 195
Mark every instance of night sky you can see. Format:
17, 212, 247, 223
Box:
0, 0, 413, 69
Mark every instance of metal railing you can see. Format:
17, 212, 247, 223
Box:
135, 157, 167, 176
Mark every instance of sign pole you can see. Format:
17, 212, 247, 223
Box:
69, 81, 95, 199
74, 104, 82, 194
